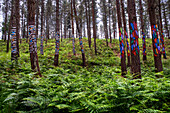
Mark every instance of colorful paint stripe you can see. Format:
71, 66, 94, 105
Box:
151, 24, 160, 57
124, 29, 130, 57
79, 36, 84, 53
55, 32, 60, 55
119, 27, 125, 58
130, 22, 140, 56
142, 32, 146, 56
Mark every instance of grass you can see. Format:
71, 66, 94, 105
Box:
0, 37, 169, 113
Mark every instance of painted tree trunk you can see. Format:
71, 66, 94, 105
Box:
127, 0, 141, 78
92, 0, 97, 55
148, 0, 163, 72
73, 0, 86, 67
121, 0, 130, 66
116, 0, 127, 76
16, 0, 20, 57
40, 0, 44, 55
139, 0, 147, 61
28, 0, 42, 77
158, 0, 166, 59
71, 0, 76, 55
54, 0, 60, 66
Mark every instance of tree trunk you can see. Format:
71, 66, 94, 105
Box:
27, 0, 42, 77
103, 0, 108, 46
88, 0, 91, 47
116, 0, 127, 76
109, 0, 112, 43
85, 0, 91, 48
148, 0, 163, 72
7, 0, 14, 53
4, 0, 8, 41
71, 0, 76, 55
121, 0, 131, 66
40, 0, 44, 55
36, 0, 39, 42
127, 0, 141, 78
139, 0, 147, 61
158, 0, 167, 59
54, 0, 60, 66
163, 3, 170, 39
92, 0, 97, 55
15, 0, 20, 57
73, 0, 86, 67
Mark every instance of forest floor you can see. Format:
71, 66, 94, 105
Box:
0, 38, 170, 113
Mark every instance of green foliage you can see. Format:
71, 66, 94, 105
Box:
0, 38, 169, 113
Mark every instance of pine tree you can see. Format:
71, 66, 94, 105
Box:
127, 0, 141, 78
148, 0, 163, 72
40, 0, 44, 55
116, 0, 127, 76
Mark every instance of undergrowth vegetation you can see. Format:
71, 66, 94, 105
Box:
0, 38, 170, 113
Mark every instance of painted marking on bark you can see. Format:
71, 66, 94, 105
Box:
130, 22, 140, 56
40, 34, 44, 55
151, 25, 160, 57
124, 29, 130, 56
55, 32, 60, 55
79, 36, 84, 53
29, 25, 37, 54
142, 32, 146, 56
11, 28, 17, 58
119, 27, 125, 58
160, 30, 166, 57
72, 35, 76, 55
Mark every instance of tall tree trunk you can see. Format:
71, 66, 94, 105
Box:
85, 0, 91, 48
27, 0, 42, 77
4, 0, 8, 41
139, 0, 147, 61
127, 0, 141, 78
121, 0, 131, 66
54, 0, 60, 66
16, 0, 20, 57
109, 0, 112, 43
159, 0, 167, 59
36, 0, 39, 42
40, 0, 44, 55
112, 9, 116, 39
73, 0, 86, 67
148, 0, 163, 72
7, 0, 13, 53
71, 0, 76, 55
11, 0, 18, 60
88, 0, 91, 47
163, 3, 170, 39
92, 0, 97, 55
61, 12, 63, 42
116, 0, 127, 76
103, 0, 108, 46
21, 4, 24, 44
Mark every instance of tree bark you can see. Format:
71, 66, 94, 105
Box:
73, 0, 86, 67
127, 0, 141, 78
27, 0, 42, 77
116, 0, 127, 76
36, 0, 39, 42
121, 0, 131, 66
40, 0, 44, 55
71, 0, 76, 55
103, 0, 108, 46
148, 0, 163, 72
88, 0, 91, 47
54, 0, 60, 66
108, 0, 112, 43
139, 0, 147, 61
158, 0, 167, 59
92, 0, 97, 55
163, 3, 170, 39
